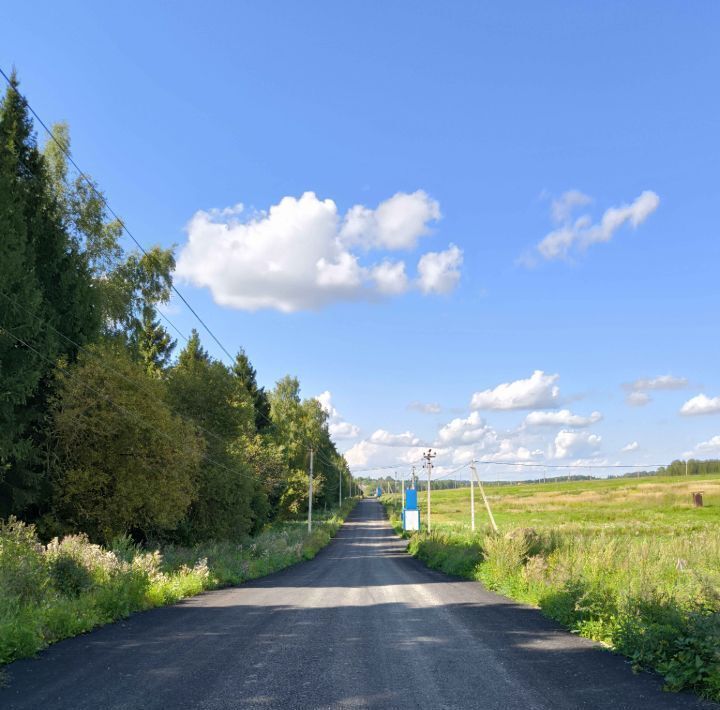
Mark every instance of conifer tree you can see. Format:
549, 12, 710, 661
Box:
0, 72, 45, 516
233, 348, 272, 432
137, 309, 175, 377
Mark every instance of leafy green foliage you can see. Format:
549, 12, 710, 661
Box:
166, 332, 259, 542
382, 478, 720, 701
0, 501, 357, 665
51, 344, 203, 542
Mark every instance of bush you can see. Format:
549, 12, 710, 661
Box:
0, 517, 49, 604
49, 554, 93, 597
393, 515, 720, 702
0, 499, 359, 668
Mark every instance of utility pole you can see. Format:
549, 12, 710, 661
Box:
411, 465, 416, 490
308, 447, 314, 533
471, 462, 498, 533
423, 449, 436, 533
339, 468, 342, 508
686, 459, 689, 477
470, 466, 476, 531
402, 472, 406, 509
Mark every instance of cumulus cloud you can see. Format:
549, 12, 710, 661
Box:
176, 191, 459, 312
417, 244, 463, 294
436, 412, 497, 446
626, 391, 651, 407
680, 394, 720, 416
340, 190, 440, 250
685, 435, 720, 458
368, 429, 424, 447
343, 439, 426, 468
552, 430, 602, 459
471, 370, 561, 411
621, 441, 639, 452
524, 409, 602, 428
533, 190, 660, 261
315, 391, 360, 440
407, 401, 442, 414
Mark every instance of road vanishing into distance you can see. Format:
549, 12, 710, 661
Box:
2, 499, 716, 710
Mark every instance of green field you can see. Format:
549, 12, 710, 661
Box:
415, 473, 720, 533
383, 474, 720, 701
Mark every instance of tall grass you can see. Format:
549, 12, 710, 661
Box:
382, 486, 720, 701
0, 498, 357, 666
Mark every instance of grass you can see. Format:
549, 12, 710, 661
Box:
382, 474, 720, 701
0, 498, 358, 667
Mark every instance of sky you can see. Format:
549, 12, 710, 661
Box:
3, 2, 720, 480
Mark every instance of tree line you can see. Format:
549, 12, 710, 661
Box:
0, 71, 351, 544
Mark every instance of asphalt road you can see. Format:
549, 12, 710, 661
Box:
1, 499, 716, 709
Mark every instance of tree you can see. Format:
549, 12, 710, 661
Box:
232, 349, 271, 432
0, 73, 98, 519
166, 331, 259, 541
51, 343, 202, 543
0, 72, 45, 515
137, 310, 175, 377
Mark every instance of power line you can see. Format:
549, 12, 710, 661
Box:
0, 68, 347, 482
0, 322, 266, 487
0, 288, 231, 449
0, 66, 234, 364
474, 459, 667, 469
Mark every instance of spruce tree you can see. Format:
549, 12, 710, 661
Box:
137, 309, 175, 377
233, 348, 271, 432
0, 72, 98, 518
0, 72, 46, 516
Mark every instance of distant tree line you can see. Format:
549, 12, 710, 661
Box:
0, 71, 350, 544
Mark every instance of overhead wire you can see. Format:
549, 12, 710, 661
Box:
0, 322, 267, 487
0, 66, 233, 363
0, 67, 346, 482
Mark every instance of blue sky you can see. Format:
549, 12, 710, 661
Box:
3, 2, 720, 479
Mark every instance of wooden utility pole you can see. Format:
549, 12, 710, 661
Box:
423, 449, 436, 533
470, 462, 498, 533
308, 447, 314, 533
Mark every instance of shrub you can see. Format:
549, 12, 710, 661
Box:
0, 498, 358, 668
49, 554, 93, 597
0, 518, 48, 604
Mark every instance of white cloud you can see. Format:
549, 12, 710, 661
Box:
176, 191, 458, 313
368, 429, 424, 447
407, 401, 441, 414
524, 409, 602, 428
535, 190, 660, 261
340, 190, 440, 250
551, 190, 592, 223
343, 440, 426, 469
471, 370, 560, 411
417, 245, 463, 294
685, 435, 720, 458
621, 441, 639, 453
626, 391, 651, 407
329, 421, 361, 439
680, 394, 720, 416
552, 430, 602, 459
371, 261, 409, 295
627, 374, 688, 392
315, 391, 360, 440
436, 412, 497, 446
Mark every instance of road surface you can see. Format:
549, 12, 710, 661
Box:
1, 499, 715, 709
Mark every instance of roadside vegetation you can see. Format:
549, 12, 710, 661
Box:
382, 474, 720, 701
0, 498, 357, 665
0, 72, 355, 664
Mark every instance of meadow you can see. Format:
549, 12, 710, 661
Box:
0, 498, 357, 668
382, 474, 720, 700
